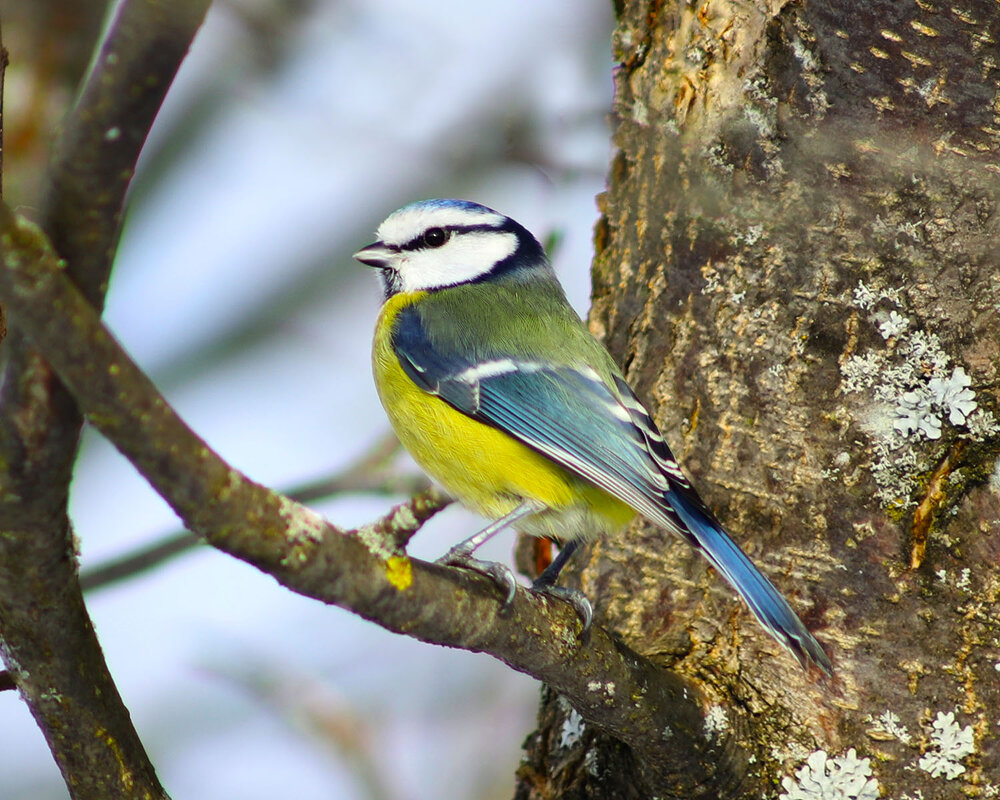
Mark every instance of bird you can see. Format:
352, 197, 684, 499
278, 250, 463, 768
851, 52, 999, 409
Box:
354, 198, 832, 675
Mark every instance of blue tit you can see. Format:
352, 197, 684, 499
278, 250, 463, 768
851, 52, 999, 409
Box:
354, 198, 832, 675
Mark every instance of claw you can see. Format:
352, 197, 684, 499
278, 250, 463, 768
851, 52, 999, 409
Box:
438, 548, 518, 606
531, 582, 593, 640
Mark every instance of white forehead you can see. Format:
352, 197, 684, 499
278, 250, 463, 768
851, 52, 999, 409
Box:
376, 203, 507, 246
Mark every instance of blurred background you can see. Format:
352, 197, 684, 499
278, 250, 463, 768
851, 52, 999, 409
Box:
0, 0, 614, 797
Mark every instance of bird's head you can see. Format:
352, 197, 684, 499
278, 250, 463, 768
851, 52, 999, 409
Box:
353, 199, 547, 297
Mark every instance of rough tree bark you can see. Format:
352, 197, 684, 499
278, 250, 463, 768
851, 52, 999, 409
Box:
517, 1, 1000, 797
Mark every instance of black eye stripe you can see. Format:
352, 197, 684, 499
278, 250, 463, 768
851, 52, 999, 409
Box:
399, 223, 502, 251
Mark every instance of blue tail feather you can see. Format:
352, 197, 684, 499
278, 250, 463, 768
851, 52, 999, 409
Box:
666, 488, 832, 675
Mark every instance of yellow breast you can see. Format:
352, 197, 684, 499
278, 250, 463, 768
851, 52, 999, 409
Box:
372, 292, 634, 538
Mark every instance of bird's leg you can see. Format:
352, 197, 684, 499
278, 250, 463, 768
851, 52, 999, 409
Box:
437, 500, 544, 605
531, 538, 579, 588
530, 539, 593, 637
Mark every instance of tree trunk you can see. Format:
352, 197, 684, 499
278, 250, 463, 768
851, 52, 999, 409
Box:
518, 0, 1000, 796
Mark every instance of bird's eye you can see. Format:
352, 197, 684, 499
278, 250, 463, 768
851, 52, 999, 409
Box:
423, 227, 448, 248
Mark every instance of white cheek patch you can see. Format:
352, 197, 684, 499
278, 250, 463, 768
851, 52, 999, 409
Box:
397, 230, 519, 292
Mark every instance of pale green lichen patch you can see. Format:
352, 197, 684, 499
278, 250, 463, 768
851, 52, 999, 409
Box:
864, 709, 911, 744
779, 748, 880, 800
791, 707, 983, 797
354, 522, 398, 562
838, 280, 999, 510
585, 680, 616, 707
556, 696, 586, 748
389, 503, 418, 531
276, 495, 326, 545
352, 498, 422, 561
704, 704, 729, 739
917, 710, 974, 780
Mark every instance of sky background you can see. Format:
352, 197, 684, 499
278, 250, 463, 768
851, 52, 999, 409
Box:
0, 1, 616, 798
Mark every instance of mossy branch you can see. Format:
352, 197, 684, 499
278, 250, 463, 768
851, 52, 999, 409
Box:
0, 3, 211, 798
0, 204, 748, 797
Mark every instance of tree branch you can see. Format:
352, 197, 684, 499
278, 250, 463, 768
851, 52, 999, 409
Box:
40, 0, 213, 306
0, 15, 6, 198
77, 439, 437, 594
0, 2, 210, 798
0, 205, 748, 796
0, 483, 447, 695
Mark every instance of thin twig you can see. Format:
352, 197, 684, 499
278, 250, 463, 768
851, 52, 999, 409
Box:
208, 660, 398, 800
78, 446, 439, 593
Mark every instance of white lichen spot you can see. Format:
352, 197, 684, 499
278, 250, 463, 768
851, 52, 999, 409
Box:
583, 747, 600, 776
587, 680, 602, 692
840, 353, 882, 394
893, 386, 942, 439
918, 711, 974, 779
928, 367, 977, 424
853, 280, 878, 310
790, 32, 820, 72
966, 408, 1000, 441
704, 705, 729, 739
955, 568, 972, 591
936, 569, 948, 582
878, 310, 909, 339
685, 43, 708, 67
904, 330, 950, 373
742, 84, 777, 138
841, 282, 985, 508
559, 706, 586, 748
865, 710, 911, 744
743, 224, 764, 246
355, 522, 397, 561
632, 98, 649, 126
391, 504, 418, 530
702, 269, 722, 294
278, 496, 326, 544
779, 749, 880, 800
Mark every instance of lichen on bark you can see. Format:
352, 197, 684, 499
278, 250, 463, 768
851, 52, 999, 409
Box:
517, 1, 1000, 796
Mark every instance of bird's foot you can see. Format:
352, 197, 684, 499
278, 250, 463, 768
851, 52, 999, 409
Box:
437, 545, 518, 607
530, 580, 593, 641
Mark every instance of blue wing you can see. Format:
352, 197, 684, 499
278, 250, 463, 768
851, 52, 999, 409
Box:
393, 306, 832, 674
